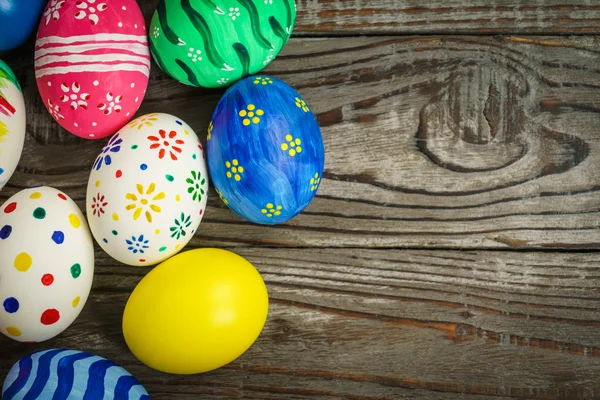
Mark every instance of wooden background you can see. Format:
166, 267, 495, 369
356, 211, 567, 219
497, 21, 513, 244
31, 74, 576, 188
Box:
2, 0, 600, 399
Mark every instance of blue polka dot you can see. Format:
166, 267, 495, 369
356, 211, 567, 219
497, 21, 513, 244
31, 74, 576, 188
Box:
103, 238, 108, 243
175, 120, 183, 126
3, 297, 19, 313
0, 168, 4, 175
51, 231, 65, 244
0, 225, 11, 240
140, 164, 148, 171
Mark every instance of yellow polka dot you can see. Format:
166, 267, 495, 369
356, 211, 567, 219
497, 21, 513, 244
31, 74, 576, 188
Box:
261, 209, 267, 214
234, 174, 241, 181
266, 203, 273, 209
6, 326, 21, 337
257, 109, 264, 116
286, 134, 293, 141
30, 192, 42, 199
239, 110, 247, 117
176, 194, 181, 202
310, 178, 315, 184
231, 166, 237, 173
247, 104, 255, 111
95, 180, 100, 188
274, 211, 281, 216
72, 296, 80, 307
248, 112, 255, 118
281, 143, 288, 151
277, 206, 282, 210
155, 229, 160, 234
175, 244, 181, 250
267, 213, 272, 217
290, 141, 296, 148
184, 129, 189, 135
297, 146, 303, 153
295, 138, 301, 145
238, 166, 244, 173
112, 213, 119, 221
14, 252, 32, 272
289, 149, 296, 157
243, 119, 250, 126
315, 173, 319, 178
225, 161, 231, 168
233, 159, 239, 166
252, 117, 260, 124
226, 171, 232, 178
68, 213, 81, 229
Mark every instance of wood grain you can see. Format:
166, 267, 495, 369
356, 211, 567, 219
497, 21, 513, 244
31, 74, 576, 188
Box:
3, 249, 600, 399
3, 35, 600, 250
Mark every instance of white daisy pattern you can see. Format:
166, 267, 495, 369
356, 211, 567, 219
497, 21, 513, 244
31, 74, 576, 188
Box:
153, 26, 160, 38
97, 92, 123, 115
60, 82, 90, 111
229, 7, 240, 20
264, 0, 273, 4
74, 0, 108, 25
44, 0, 65, 25
217, 78, 230, 85
47, 99, 65, 121
187, 48, 202, 62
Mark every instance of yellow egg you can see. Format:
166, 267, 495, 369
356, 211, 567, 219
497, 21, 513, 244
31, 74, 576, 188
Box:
122, 248, 269, 374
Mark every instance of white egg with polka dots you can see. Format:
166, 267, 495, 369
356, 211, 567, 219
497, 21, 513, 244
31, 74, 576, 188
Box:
0, 187, 94, 343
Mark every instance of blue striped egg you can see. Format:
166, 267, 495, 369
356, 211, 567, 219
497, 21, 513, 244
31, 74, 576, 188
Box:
207, 76, 324, 225
2, 349, 149, 400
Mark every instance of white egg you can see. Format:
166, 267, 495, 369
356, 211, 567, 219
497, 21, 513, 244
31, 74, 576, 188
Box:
0, 60, 26, 190
86, 113, 208, 266
0, 187, 94, 343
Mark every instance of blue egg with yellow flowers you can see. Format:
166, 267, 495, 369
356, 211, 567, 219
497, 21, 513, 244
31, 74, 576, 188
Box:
207, 76, 324, 225
0, 0, 46, 51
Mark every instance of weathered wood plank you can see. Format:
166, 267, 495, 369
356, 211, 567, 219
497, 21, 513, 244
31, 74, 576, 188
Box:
2, 36, 600, 249
2, 249, 600, 399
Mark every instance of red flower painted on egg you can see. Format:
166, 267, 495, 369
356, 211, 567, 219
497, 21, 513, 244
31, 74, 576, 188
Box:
148, 129, 184, 160
91, 193, 107, 216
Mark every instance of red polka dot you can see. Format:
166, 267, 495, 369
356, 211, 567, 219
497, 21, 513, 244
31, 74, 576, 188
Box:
116, 170, 122, 178
41, 274, 54, 286
57, 193, 67, 200
4, 202, 17, 213
199, 209, 203, 215
40, 309, 60, 325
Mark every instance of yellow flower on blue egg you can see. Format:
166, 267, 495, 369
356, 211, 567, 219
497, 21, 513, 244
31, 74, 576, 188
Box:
281, 134, 302, 157
225, 159, 244, 181
239, 104, 264, 126
261, 203, 282, 217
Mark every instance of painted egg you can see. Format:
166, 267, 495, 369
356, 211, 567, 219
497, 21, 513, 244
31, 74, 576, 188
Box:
87, 113, 208, 267
123, 248, 269, 374
149, 0, 296, 88
0, 0, 46, 51
2, 349, 150, 399
35, 0, 150, 140
0, 60, 26, 191
207, 75, 324, 224
0, 187, 94, 342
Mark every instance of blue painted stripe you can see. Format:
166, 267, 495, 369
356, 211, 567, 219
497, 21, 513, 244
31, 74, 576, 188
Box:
113, 375, 141, 400
23, 349, 66, 400
52, 352, 95, 400
2, 355, 33, 399
82, 359, 114, 400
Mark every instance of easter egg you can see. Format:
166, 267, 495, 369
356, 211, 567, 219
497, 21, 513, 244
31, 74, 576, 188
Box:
0, 0, 46, 51
207, 75, 324, 224
87, 113, 208, 267
149, 0, 296, 88
123, 248, 269, 374
0, 187, 94, 342
35, 0, 150, 140
0, 60, 25, 191
2, 349, 150, 399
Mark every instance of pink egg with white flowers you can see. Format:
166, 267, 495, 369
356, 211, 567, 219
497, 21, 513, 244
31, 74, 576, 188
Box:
34, 0, 150, 140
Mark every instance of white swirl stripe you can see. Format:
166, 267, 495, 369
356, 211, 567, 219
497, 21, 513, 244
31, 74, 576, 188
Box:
35, 34, 150, 79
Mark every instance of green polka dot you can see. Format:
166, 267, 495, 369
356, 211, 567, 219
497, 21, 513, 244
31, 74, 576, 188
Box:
33, 207, 46, 219
131, 145, 138, 150
159, 246, 167, 252
192, 154, 197, 160
71, 263, 81, 278
166, 175, 174, 182
111, 230, 118, 236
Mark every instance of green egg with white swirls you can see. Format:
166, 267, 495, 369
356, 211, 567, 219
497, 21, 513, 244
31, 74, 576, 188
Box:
149, 0, 296, 88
